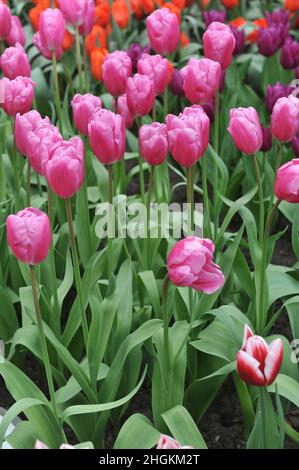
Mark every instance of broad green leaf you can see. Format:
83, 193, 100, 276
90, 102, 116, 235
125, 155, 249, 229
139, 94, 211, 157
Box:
114, 414, 160, 449
162, 405, 207, 449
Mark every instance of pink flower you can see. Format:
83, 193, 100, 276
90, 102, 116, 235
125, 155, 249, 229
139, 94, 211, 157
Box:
274, 158, 299, 203
237, 324, 283, 386
78, 0, 95, 35
27, 119, 63, 175
146, 8, 180, 56
167, 236, 225, 293
0, 3, 12, 40
6, 16, 26, 47
181, 58, 221, 105
88, 109, 125, 165
102, 51, 132, 98
126, 73, 155, 117
166, 105, 210, 167
7, 208, 51, 265
139, 122, 168, 166
71, 93, 102, 136
271, 95, 299, 143
0, 43, 30, 80
33, 8, 65, 60
14, 110, 42, 156
228, 107, 263, 154
203, 21, 236, 69
137, 53, 169, 96
117, 94, 135, 128
1, 76, 35, 116
34, 440, 74, 449
157, 435, 181, 450
58, 0, 91, 27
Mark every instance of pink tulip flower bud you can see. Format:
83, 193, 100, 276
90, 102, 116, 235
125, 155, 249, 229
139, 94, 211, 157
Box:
117, 94, 135, 128
43, 137, 84, 199
167, 236, 225, 293
79, 0, 95, 36
102, 51, 132, 98
7, 208, 51, 265
274, 158, 299, 203
203, 21, 236, 70
0, 3, 12, 40
126, 73, 155, 117
34, 440, 49, 450
166, 105, 210, 167
71, 93, 102, 136
88, 109, 126, 165
137, 53, 169, 96
181, 58, 221, 105
1, 76, 35, 117
228, 107, 263, 154
34, 8, 65, 59
0, 43, 30, 80
6, 16, 26, 47
237, 324, 283, 387
27, 119, 63, 175
14, 110, 42, 156
157, 435, 181, 450
58, 0, 90, 27
271, 95, 299, 143
146, 8, 180, 56
139, 122, 168, 166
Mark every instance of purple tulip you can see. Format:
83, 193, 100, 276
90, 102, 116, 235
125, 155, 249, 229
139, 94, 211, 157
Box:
266, 82, 294, 113
258, 27, 281, 57
291, 134, 299, 157
260, 126, 273, 152
202, 97, 215, 123
265, 9, 290, 47
203, 9, 226, 27
126, 43, 151, 72
280, 37, 299, 70
230, 26, 245, 55
170, 69, 184, 97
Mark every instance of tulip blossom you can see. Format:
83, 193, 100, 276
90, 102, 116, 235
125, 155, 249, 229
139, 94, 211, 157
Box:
126, 74, 155, 117
203, 21, 236, 69
43, 137, 84, 199
78, 0, 95, 35
71, 93, 102, 136
292, 135, 299, 157
237, 324, 283, 387
266, 83, 294, 114
166, 106, 210, 167
146, 8, 180, 56
88, 109, 126, 165
157, 435, 181, 449
257, 27, 281, 57
265, 9, 290, 47
230, 25, 245, 55
228, 107, 263, 154
126, 43, 150, 72
271, 95, 299, 142
280, 37, 299, 70
170, 69, 184, 97
181, 58, 221, 105
58, 0, 91, 27
203, 9, 226, 27
0, 43, 30, 80
139, 123, 168, 166
260, 126, 273, 152
102, 50, 132, 98
33, 8, 65, 60
0, 2, 12, 40
7, 208, 51, 265
1, 76, 35, 117
137, 53, 169, 96
167, 236, 225, 293
6, 16, 26, 47
14, 110, 42, 156
27, 119, 63, 175
34, 440, 74, 450
274, 159, 299, 203
117, 94, 135, 128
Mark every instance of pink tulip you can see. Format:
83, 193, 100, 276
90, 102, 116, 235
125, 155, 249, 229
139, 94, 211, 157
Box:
14, 110, 42, 156
237, 324, 283, 387
7, 208, 51, 265
71, 93, 102, 136
126, 74, 155, 117
137, 53, 169, 96
146, 8, 180, 56
139, 122, 168, 166
1, 76, 35, 117
166, 105, 210, 167
6, 16, 26, 47
0, 43, 30, 80
117, 94, 135, 128
34, 440, 74, 449
58, 0, 91, 27
157, 435, 181, 450
43, 137, 84, 199
102, 51, 132, 98
27, 119, 63, 175
78, 0, 95, 35
33, 8, 65, 60
274, 158, 299, 203
88, 109, 126, 165
203, 21, 236, 70
271, 95, 299, 143
0, 3, 12, 40
181, 58, 221, 105
167, 236, 225, 293
228, 107, 263, 154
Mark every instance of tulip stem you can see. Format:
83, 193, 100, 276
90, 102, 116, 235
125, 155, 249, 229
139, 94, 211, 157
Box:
187, 165, 194, 236
48, 189, 60, 337
75, 26, 83, 93
201, 153, 212, 239
232, 372, 255, 438
144, 165, 155, 269
26, 161, 31, 207
213, 88, 219, 238
65, 198, 89, 349
252, 154, 264, 243
12, 122, 21, 211
162, 276, 171, 378
137, 117, 145, 203
83, 36, 89, 92
107, 164, 114, 276
163, 87, 168, 121
52, 52, 63, 131
259, 387, 268, 449
264, 199, 280, 241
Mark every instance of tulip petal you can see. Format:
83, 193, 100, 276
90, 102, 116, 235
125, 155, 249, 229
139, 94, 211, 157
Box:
264, 338, 283, 386
237, 351, 266, 386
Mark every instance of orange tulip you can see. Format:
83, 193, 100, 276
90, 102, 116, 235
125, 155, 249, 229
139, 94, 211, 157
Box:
112, 0, 129, 29
229, 16, 246, 28
130, 0, 144, 19
90, 47, 108, 81
221, 0, 239, 8
140, 0, 155, 14
94, 1, 110, 28
284, 0, 299, 11
62, 30, 74, 52
172, 0, 186, 9
180, 31, 190, 48
246, 18, 267, 44
200, 0, 209, 8
162, 2, 181, 21
167, 60, 174, 83
85, 25, 108, 56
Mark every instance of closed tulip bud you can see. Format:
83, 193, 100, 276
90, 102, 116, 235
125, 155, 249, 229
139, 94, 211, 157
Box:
271, 95, 299, 142
139, 122, 168, 166
0, 3, 12, 40
0, 43, 30, 80
203, 9, 226, 27
257, 27, 280, 57
71, 93, 102, 136
260, 126, 273, 152
102, 51, 132, 97
237, 324, 283, 386
275, 158, 299, 203
181, 58, 221, 105
170, 69, 184, 96
280, 37, 299, 70
90, 47, 108, 81
79, 0, 95, 35
167, 236, 225, 293
137, 53, 169, 96
117, 94, 135, 128
14, 110, 42, 156
126, 73, 155, 117
1, 76, 35, 117
27, 119, 63, 175
146, 8, 180, 56
230, 25, 245, 55
34, 8, 65, 59
292, 135, 299, 157
203, 21, 236, 69
43, 137, 84, 199
266, 82, 294, 113
126, 43, 150, 72
58, 0, 89, 26
157, 435, 181, 450
228, 107, 263, 154
202, 97, 215, 122
6, 16, 26, 47
7, 208, 51, 265
88, 109, 126, 165
266, 9, 290, 47
166, 105, 210, 167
